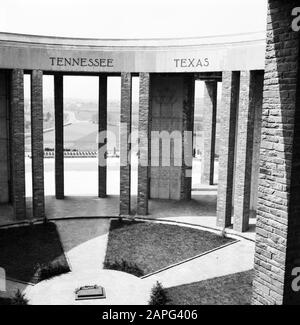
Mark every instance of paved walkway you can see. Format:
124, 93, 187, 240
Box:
24, 219, 152, 305
21, 218, 254, 305
0, 155, 256, 303
25, 270, 151, 305
58, 221, 110, 272
142, 239, 255, 289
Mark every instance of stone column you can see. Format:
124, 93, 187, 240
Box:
201, 81, 217, 185
181, 74, 195, 200
216, 71, 240, 228
10, 69, 26, 220
252, 0, 300, 305
137, 73, 150, 215
54, 74, 64, 199
98, 74, 107, 198
120, 73, 132, 216
233, 71, 263, 232
31, 70, 45, 219
0, 71, 10, 204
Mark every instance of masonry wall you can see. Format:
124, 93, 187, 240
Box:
120, 72, 132, 216
233, 71, 264, 232
216, 71, 240, 228
31, 70, 45, 219
181, 75, 194, 200
252, 0, 300, 305
0, 71, 10, 203
137, 73, 151, 215
150, 74, 193, 200
201, 81, 217, 185
10, 69, 26, 220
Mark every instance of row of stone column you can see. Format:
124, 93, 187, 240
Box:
119, 73, 194, 215
7, 69, 262, 229
200, 72, 263, 233
7, 69, 45, 220
5, 70, 149, 220
5, 71, 110, 220
216, 70, 264, 232
53, 72, 151, 217
119, 72, 151, 216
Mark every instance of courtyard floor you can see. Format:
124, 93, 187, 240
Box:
21, 219, 254, 305
0, 157, 256, 304
1, 217, 256, 305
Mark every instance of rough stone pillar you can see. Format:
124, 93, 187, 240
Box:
137, 73, 150, 215
233, 71, 264, 232
120, 73, 132, 216
201, 81, 217, 185
0, 71, 10, 204
181, 74, 195, 200
98, 74, 107, 198
54, 74, 64, 199
31, 70, 45, 219
10, 69, 26, 220
252, 0, 300, 305
216, 71, 240, 228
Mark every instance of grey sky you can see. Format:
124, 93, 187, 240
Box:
2, 0, 268, 100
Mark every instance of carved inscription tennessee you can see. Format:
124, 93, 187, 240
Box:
49, 57, 114, 68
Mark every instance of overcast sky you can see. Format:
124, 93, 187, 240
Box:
1, 0, 268, 100
0, 0, 267, 38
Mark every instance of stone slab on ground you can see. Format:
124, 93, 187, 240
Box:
25, 270, 152, 305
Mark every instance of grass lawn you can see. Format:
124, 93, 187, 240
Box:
104, 220, 234, 276
0, 222, 70, 283
166, 270, 254, 305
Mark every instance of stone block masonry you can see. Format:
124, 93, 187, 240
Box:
137, 73, 150, 215
0, 71, 10, 204
31, 70, 45, 219
252, 0, 300, 305
149, 74, 194, 201
120, 72, 132, 216
181, 74, 195, 200
202, 81, 217, 185
10, 69, 26, 220
216, 71, 240, 228
234, 71, 264, 232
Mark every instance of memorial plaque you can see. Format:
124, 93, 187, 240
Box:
75, 285, 106, 300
